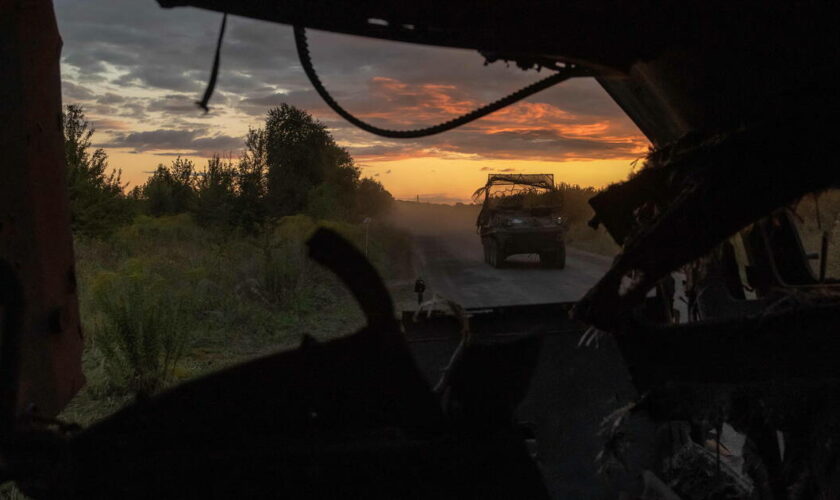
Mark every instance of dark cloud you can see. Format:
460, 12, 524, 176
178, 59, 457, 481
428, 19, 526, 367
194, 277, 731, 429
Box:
238, 92, 295, 115
62, 81, 95, 101
97, 93, 125, 105
54, 0, 646, 167
480, 166, 492, 171
105, 129, 243, 156
436, 129, 642, 160
114, 68, 203, 93
146, 94, 204, 114
190, 134, 244, 152
237, 89, 335, 117
56, 0, 631, 116
118, 101, 149, 120
57, 1, 221, 91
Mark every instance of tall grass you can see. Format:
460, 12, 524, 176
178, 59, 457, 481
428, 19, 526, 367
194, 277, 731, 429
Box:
62, 213, 411, 424
92, 270, 188, 395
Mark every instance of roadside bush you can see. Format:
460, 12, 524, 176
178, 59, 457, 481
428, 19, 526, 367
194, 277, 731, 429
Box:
115, 213, 206, 250
194, 155, 238, 228
91, 266, 189, 395
63, 105, 132, 238
355, 177, 394, 220
258, 215, 355, 313
141, 157, 197, 216
259, 231, 311, 310
70, 211, 410, 410
556, 183, 599, 225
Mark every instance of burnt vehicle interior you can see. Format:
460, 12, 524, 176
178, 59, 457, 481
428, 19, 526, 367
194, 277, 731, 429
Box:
3, 0, 840, 498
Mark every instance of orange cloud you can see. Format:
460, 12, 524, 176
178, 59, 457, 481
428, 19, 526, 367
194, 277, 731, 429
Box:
346, 76, 648, 162
360, 77, 476, 123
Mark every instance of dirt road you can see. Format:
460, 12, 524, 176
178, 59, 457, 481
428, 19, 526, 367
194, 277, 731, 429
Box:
389, 200, 614, 306
412, 231, 613, 307
391, 202, 653, 498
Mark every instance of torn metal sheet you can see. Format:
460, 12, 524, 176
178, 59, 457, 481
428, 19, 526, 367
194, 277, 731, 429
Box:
576, 122, 840, 331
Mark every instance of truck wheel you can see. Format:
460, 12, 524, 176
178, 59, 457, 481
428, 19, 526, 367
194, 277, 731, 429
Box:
540, 247, 566, 269
487, 239, 502, 268
539, 252, 556, 267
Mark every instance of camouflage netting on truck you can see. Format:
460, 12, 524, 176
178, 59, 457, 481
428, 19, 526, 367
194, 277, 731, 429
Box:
472, 174, 556, 200
473, 174, 563, 226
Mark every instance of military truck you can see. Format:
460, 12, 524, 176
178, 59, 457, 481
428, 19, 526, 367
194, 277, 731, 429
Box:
475, 174, 567, 268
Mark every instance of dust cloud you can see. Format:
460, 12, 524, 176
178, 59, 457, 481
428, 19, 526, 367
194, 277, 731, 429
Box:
386, 201, 481, 237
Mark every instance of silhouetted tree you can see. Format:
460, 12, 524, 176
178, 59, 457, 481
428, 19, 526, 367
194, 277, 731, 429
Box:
62, 104, 132, 237
355, 177, 394, 220
556, 182, 598, 225
194, 155, 237, 228
232, 128, 268, 233
141, 157, 196, 216
256, 104, 360, 216
131, 103, 396, 231
306, 145, 362, 220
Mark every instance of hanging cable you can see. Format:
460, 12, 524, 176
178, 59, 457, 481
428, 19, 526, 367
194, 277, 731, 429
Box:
196, 13, 228, 113
294, 26, 586, 139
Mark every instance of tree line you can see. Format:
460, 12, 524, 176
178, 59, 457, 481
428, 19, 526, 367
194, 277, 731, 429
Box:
63, 103, 394, 238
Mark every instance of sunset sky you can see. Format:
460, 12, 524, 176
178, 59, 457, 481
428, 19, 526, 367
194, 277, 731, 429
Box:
55, 0, 649, 203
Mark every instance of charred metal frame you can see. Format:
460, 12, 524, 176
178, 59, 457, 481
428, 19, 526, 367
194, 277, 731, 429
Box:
4, 0, 840, 497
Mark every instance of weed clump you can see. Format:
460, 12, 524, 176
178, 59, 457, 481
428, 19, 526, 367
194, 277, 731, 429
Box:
64, 213, 410, 423
92, 267, 189, 395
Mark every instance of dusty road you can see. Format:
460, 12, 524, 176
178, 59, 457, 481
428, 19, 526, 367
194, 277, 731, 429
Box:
391, 202, 653, 499
389, 200, 614, 306
412, 231, 613, 308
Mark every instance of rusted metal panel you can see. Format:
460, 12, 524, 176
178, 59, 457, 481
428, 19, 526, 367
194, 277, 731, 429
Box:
0, 0, 84, 422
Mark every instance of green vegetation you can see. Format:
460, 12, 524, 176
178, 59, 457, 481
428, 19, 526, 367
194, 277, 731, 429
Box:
63, 104, 134, 238
72, 103, 394, 237
63, 214, 411, 425
92, 265, 188, 395
60, 105, 410, 426
555, 183, 620, 256
129, 103, 393, 233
